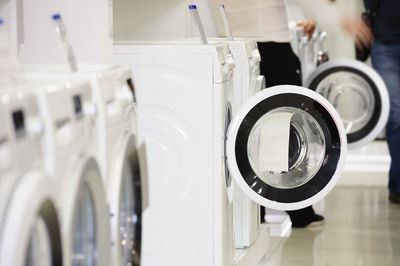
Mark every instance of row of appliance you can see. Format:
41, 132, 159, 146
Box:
290, 27, 330, 81
0, 20, 391, 266
112, 36, 390, 266
0, 64, 144, 266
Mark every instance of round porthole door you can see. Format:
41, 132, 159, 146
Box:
63, 157, 110, 266
226, 85, 347, 210
108, 133, 143, 266
0, 173, 62, 266
305, 59, 389, 149
224, 101, 234, 203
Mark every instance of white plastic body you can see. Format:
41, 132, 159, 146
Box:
23, 64, 147, 266
209, 38, 263, 248
20, 76, 111, 266
0, 90, 62, 266
113, 41, 235, 266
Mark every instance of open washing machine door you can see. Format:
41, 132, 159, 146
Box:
0, 173, 62, 266
226, 85, 347, 211
62, 157, 110, 266
305, 59, 389, 149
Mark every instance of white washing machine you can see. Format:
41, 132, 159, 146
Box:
114, 41, 235, 266
113, 42, 347, 265
21, 77, 111, 266
0, 89, 63, 266
305, 59, 390, 149
24, 64, 147, 266
82, 66, 146, 266
208, 38, 264, 248
290, 26, 326, 82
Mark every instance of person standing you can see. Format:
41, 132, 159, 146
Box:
211, 0, 373, 227
364, 0, 400, 204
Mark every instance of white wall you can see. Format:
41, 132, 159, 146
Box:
2, 0, 218, 64
0, 0, 23, 53
113, 0, 217, 41
193, 0, 218, 37
20, 0, 110, 64
113, 0, 195, 41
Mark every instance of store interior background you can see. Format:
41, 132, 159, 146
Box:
0, 0, 390, 221
0, 0, 388, 197
0, 0, 395, 265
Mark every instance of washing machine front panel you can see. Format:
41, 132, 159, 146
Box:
306, 59, 389, 149
63, 158, 110, 266
226, 85, 347, 210
0, 174, 62, 266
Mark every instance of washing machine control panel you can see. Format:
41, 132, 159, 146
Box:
41, 80, 94, 149
11, 109, 26, 139
2, 91, 43, 170
245, 41, 261, 72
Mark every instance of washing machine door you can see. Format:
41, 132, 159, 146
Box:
226, 85, 347, 211
0, 172, 62, 266
108, 133, 143, 266
64, 157, 110, 266
305, 59, 389, 149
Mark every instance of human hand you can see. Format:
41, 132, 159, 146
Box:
297, 19, 316, 41
342, 16, 373, 49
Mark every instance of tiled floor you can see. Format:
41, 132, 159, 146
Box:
259, 186, 400, 266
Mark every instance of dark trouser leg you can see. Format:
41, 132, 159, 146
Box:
371, 41, 400, 195
257, 41, 315, 224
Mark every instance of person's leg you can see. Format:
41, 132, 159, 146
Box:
257, 41, 323, 226
286, 207, 324, 228
371, 41, 400, 202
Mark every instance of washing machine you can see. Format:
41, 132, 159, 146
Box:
305, 59, 390, 149
21, 77, 111, 266
80, 65, 146, 266
114, 41, 235, 266
168, 38, 264, 248
208, 38, 264, 248
0, 89, 63, 266
24, 64, 147, 266
113, 41, 347, 265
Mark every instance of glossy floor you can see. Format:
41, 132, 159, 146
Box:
259, 186, 400, 266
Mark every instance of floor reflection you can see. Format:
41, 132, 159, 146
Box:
261, 187, 400, 266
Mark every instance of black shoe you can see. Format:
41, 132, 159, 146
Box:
389, 193, 400, 204
291, 214, 325, 228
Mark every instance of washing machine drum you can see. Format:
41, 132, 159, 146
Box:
305, 59, 389, 149
226, 85, 347, 211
